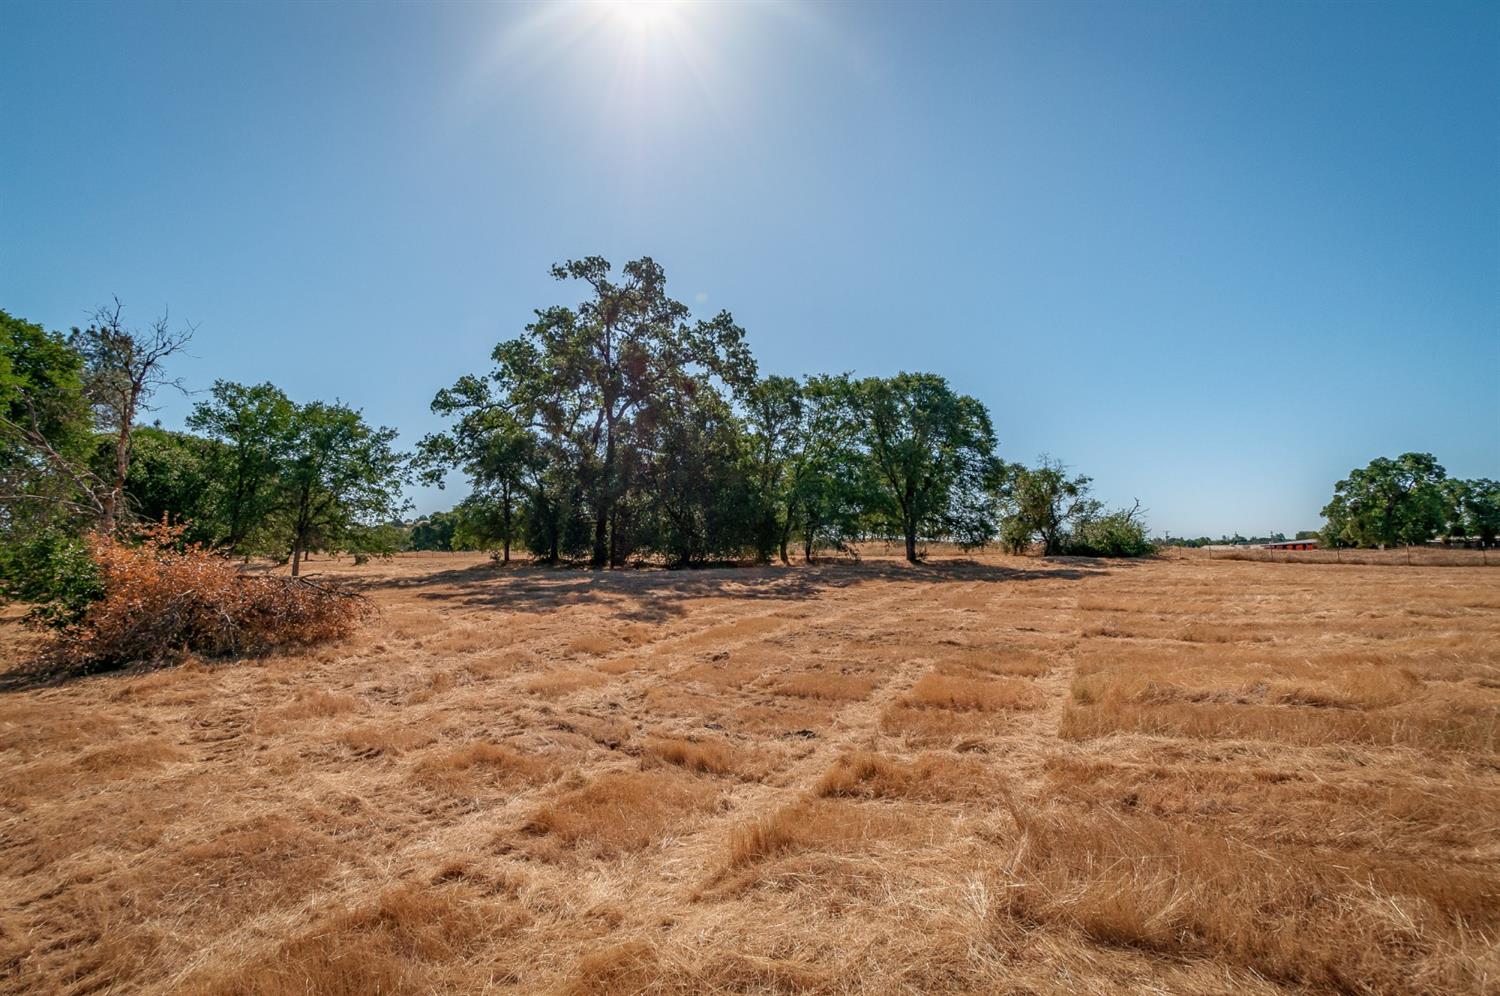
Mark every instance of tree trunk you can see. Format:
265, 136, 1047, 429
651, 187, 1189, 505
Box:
503, 537, 510, 564
592, 506, 609, 568
593, 421, 617, 569
904, 527, 918, 564
291, 541, 303, 577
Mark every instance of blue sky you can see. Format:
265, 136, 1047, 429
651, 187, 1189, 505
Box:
3, 0, 1496, 537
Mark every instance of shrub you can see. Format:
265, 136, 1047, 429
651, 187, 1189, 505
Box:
1063, 506, 1155, 558
0, 527, 104, 628
44, 521, 371, 671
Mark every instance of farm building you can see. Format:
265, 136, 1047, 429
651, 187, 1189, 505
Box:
1264, 538, 1319, 551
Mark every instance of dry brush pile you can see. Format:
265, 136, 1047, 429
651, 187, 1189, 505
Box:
32, 522, 371, 674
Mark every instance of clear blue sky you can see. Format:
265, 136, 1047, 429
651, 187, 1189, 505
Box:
3, 1, 1496, 537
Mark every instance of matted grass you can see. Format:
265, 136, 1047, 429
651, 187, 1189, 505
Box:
1, 549, 1497, 994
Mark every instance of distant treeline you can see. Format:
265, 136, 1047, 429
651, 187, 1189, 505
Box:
7, 256, 1489, 625
1158, 532, 1321, 548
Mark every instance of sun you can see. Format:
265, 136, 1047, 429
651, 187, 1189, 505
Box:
604, 0, 689, 34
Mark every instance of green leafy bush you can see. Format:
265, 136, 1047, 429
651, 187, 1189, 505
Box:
0, 528, 104, 628
1063, 507, 1155, 558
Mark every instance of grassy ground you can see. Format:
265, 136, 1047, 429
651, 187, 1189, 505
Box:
1, 550, 1497, 994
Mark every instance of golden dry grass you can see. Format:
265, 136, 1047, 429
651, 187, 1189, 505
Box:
1, 549, 1497, 994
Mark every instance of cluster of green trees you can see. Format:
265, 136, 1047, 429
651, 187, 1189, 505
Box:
3, 255, 1160, 622
417, 256, 1149, 567
2, 307, 409, 618
992, 458, 1153, 557
1321, 453, 1498, 549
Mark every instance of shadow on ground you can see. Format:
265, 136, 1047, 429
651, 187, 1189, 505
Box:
382, 557, 1110, 624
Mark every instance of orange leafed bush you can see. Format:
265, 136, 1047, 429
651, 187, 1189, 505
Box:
50, 522, 371, 670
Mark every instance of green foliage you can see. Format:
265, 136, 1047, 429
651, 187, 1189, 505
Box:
995, 457, 1096, 555
187, 381, 297, 554
1, 311, 102, 619
424, 255, 757, 567
1446, 477, 1500, 547
1062, 502, 1154, 557
640, 381, 756, 566
1, 310, 93, 468
785, 375, 868, 562
843, 372, 999, 562
278, 400, 409, 575
92, 425, 222, 543
409, 510, 461, 552
0, 527, 103, 628
1321, 453, 1450, 548
742, 375, 804, 562
186, 384, 410, 573
997, 457, 1152, 557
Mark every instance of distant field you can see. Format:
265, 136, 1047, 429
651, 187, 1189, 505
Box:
1164, 545, 1497, 567
2, 551, 1498, 994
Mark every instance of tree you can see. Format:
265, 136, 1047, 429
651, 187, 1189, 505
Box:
1321, 453, 1449, 549
419, 410, 540, 564
409, 511, 460, 552
0, 310, 97, 518
1447, 478, 1500, 548
1065, 499, 1153, 557
784, 375, 867, 563
995, 457, 1097, 555
0, 311, 103, 619
105, 425, 221, 542
843, 373, 999, 563
742, 375, 804, 562
69, 300, 193, 533
276, 401, 409, 576
187, 381, 297, 554
425, 255, 755, 567
638, 379, 756, 567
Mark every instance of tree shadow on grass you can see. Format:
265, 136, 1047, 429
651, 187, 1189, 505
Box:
0, 555, 1117, 691
384, 556, 1109, 625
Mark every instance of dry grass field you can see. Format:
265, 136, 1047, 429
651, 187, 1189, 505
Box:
1, 549, 1497, 995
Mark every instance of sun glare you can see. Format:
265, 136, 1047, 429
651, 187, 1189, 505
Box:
606, 0, 689, 34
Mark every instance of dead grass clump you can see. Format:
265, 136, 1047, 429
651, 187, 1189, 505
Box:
644, 736, 742, 776
75, 738, 185, 775
565, 634, 622, 657
523, 669, 609, 698
46, 522, 371, 671
722, 798, 912, 870
558, 939, 661, 996
937, 646, 1051, 678
1060, 698, 1500, 750
902, 673, 1043, 711
815, 750, 1000, 802
878, 702, 1013, 744
997, 807, 1496, 994
595, 657, 644, 675
770, 672, 880, 701
174, 816, 335, 913
522, 770, 718, 857
185, 883, 507, 996
279, 689, 360, 719
557, 939, 832, 996
336, 724, 429, 757
412, 741, 554, 795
